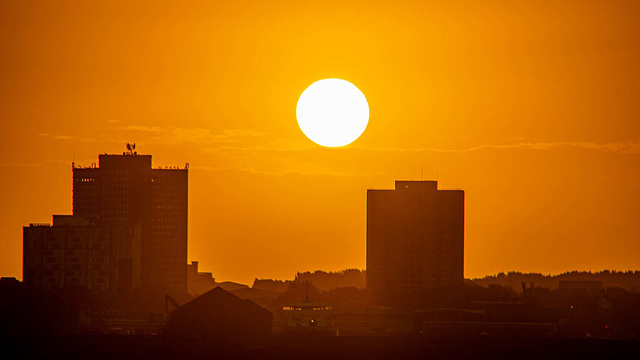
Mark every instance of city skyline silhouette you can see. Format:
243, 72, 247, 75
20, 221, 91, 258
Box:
2, 1, 640, 356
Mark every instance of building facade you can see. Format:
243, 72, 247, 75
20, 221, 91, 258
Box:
72, 151, 188, 297
367, 181, 464, 308
23, 215, 140, 293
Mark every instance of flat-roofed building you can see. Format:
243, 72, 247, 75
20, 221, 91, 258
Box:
367, 180, 464, 308
72, 149, 188, 298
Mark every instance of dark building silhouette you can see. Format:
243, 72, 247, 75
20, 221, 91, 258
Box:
167, 286, 273, 337
72, 149, 188, 297
0, 277, 24, 309
187, 261, 217, 297
367, 181, 464, 307
0, 295, 84, 336
23, 215, 140, 294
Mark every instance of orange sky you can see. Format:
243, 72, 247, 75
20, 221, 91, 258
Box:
1, 1, 639, 285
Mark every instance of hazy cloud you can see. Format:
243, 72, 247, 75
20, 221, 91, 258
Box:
37, 133, 74, 141
0, 160, 72, 168
190, 165, 378, 177
37, 132, 122, 144
200, 141, 640, 155
349, 141, 640, 154
119, 125, 268, 146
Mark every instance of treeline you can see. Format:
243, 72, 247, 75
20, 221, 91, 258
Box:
471, 270, 640, 292
252, 269, 366, 293
252, 269, 640, 294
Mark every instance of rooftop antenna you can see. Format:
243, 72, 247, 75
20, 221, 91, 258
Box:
125, 142, 138, 155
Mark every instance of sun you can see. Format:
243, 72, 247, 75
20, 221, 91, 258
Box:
296, 79, 369, 147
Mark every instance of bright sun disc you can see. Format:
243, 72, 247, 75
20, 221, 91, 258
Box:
296, 79, 369, 147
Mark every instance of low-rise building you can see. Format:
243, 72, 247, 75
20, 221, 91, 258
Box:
23, 215, 141, 294
167, 286, 272, 337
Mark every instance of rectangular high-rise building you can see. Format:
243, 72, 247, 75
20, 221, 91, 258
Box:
367, 181, 464, 308
72, 150, 188, 297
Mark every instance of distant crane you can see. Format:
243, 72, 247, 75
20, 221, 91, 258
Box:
165, 294, 180, 315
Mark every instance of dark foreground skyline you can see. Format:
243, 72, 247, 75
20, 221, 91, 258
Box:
2, 1, 640, 357
2, 336, 640, 360
2, 148, 640, 344
2, 1, 640, 284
